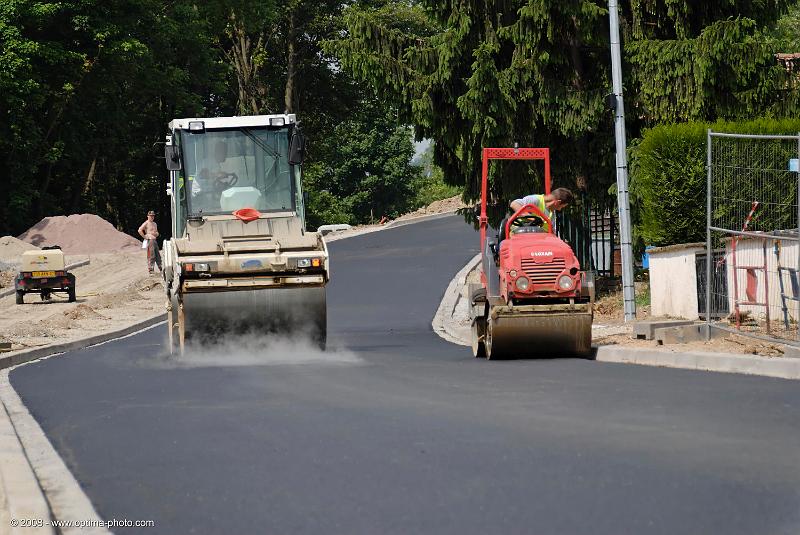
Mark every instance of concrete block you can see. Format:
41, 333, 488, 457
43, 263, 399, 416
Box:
595, 345, 800, 380
779, 344, 800, 359
632, 319, 695, 340
654, 324, 724, 345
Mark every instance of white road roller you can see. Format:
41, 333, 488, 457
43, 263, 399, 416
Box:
162, 114, 328, 353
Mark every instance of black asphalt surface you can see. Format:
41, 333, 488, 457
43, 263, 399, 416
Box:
11, 215, 800, 535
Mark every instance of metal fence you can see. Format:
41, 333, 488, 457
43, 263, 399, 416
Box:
555, 199, 617, 278
705, 131, 800, 344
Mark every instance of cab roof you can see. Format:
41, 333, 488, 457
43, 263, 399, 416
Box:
169, 114, 296, 131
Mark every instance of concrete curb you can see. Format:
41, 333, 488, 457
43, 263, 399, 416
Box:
0, 381, 54, 535
432, 254, 480, 346
323, 211, 461, 242
1, 314, 165, 371
1, 371, 111, 535
433, 256, 800, 380
594, 345, 800, 380
385, 211, 460, 229
0, 259, 91, 299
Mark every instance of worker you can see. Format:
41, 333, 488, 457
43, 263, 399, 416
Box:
138, 210, 162, 274
499, 187, 574, 242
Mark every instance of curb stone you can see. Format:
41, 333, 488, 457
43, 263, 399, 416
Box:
434, 256, 800, 380
0, 386, 54, 535
432, 254, 480, 346
594, 345, 800, 380
1, 314, 166, 371
1, 371, 111, 535
323, 211, 460, 242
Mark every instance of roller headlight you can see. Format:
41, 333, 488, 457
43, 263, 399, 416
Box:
297, 258, 322, 268
183, 262, 211, 272
558, 275, 574, 290
515, 276, 530, 291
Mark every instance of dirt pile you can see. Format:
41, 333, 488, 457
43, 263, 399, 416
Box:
18, 214, 141, 254
394, 195, 467, 222
0, 235, 40, 262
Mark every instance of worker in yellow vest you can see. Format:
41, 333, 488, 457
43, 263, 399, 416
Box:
498, 187, 574, 240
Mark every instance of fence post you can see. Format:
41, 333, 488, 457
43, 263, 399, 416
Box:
796, 132, 800, 336
706, 129, 713, 340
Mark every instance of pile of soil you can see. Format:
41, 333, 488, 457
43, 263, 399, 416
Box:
394, 195, 467, 222
18, 214, 141, 254
0, 235, 40, 262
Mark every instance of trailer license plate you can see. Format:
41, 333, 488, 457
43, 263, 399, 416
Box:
32, 271, 56, 278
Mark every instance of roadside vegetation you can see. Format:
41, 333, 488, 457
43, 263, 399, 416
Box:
2, 0, 799, 244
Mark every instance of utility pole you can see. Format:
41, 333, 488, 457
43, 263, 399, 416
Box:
608, 0, 636, 321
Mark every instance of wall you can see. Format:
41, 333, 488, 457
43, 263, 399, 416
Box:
649, 244, 705, 319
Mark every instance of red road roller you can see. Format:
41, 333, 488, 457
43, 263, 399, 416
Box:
470, 147, 594, 359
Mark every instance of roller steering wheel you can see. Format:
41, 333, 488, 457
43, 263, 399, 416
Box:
511, 214, 547, 229
214, 172, 238, 188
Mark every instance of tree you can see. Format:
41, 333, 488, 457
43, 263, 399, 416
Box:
327, 0, 616, 204
0, 0, 224, 236
623, 0, 797, 124
303, 102, 422, 227
327, 0, 798, 209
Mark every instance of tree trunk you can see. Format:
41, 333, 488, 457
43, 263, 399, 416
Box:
284, 7, 297, 114
71, 156, 97, 212
570, 31, 589, 193
226, 12, 266, 115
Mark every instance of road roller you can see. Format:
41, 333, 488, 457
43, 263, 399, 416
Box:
470, 147, 594, 359
161, 114, 328, 353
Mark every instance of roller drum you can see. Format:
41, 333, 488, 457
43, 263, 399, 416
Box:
182, 286, 326, 348
486, 308, 592, 359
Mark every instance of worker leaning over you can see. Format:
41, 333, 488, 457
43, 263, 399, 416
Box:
500, 188, 574, 241
138, 210, 163, 274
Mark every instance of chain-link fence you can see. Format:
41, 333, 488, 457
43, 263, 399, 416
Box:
705, 131, 800, 344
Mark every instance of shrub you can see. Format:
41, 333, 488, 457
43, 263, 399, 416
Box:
630, 117, 800, 246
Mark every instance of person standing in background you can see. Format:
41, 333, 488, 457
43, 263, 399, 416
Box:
138, 210, 162, 274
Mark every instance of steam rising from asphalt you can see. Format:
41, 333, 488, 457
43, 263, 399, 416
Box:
153, 332, 361, 368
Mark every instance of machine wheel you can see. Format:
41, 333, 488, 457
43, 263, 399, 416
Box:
471, 316, 486, 358
68, 286, 76, 302
16, 291, 24, 305
40, 291, 51, 301
484, 316, 506, 360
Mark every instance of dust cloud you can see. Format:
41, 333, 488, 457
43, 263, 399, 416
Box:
151, 331, 361, 368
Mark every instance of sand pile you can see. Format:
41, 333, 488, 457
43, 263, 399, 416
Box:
0, 235, 40, 262
394, 195, 467, 222
18, 214, 141, 254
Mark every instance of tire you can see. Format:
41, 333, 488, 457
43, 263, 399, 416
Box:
471, 316, 486, 358
485, 316, 506, 360
68, 286, 76, 302
16, 291, 24, 305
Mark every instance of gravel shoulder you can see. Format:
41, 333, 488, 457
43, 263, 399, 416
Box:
0, 252, 164, 355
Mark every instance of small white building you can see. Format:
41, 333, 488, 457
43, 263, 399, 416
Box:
647, 233, 800, 323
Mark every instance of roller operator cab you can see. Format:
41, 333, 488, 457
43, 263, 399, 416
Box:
470, 147, 594, 360
162, 114, 328, 353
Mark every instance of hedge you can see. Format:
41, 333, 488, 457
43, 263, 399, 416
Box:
630, 118, 800, 247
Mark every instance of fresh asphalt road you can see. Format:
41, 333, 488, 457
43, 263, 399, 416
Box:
11, 215, 800, 534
